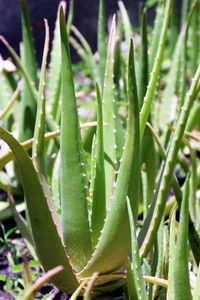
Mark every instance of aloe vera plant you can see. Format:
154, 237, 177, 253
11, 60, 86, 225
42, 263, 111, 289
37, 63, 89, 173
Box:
0, 0, 200, 298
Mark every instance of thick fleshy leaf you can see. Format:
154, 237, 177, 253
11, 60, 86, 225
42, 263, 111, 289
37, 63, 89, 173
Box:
138, 7, 148, 107
59, 7, 92, 271
102, 15, 117, 203
97, 0, 106, 88
47, 2, 65, 118
32, 19, 49, 175
0, 126, 78, 293
78, 39, 139, 278
167, 208, 176, 299
19, 0, 37, 141
127, 197, 147, 300
91, 84, 106, 247
173, 176, 192, 300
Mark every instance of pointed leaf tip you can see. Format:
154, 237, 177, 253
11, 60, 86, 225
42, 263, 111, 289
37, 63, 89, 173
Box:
128, 39, 134, 66
59, 3, 66, 20
59, 3, 69, 49
60, 0, 67, 9
130, 38, 133, 50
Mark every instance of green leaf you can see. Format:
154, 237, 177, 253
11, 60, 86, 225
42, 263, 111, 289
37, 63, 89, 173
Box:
125, 258, 139, 300
97, 0, 107, 88
190, 0, 200, 76
20, 0, 37, 84
173, 176, 192, 300
138, 7, 148, 107
168, 0, 179, 55
91, 84, 106, 247
118, 1, 133, 44
186, 101, 200, 131
102, 15, 117, 202
181, 0, 190, 26
0, 126, 78, 293
19, 0, 38, 141
193, 265, 200, 300
0, 65, 15, 114
51, 152, 61, 213
0, 83, 20, 121
7, 187, 35, 256
47, 2, 64, 118
127, 197, 147, 300
67, 0, 74, 35
32, 19, 49, 175
79, 39, 140, 278
167, 207, 176, 300
60, 6, 92, 271
140, 0, 172, 139
127, 40, 140, 222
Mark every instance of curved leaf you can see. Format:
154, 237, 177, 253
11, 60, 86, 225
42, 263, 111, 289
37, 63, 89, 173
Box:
0, 126, 78, 293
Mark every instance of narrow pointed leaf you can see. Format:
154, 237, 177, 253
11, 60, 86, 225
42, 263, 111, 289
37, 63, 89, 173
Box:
169, 0, 178, 55
181, 0, 189, 26
97, 0, 106, 88
167, 208, 176, 300
67, 0, 74, 34
191, 1, 200, 76
125, 258, 139, 300
7, 187, 34, 247
186, 101, 200, 131
102, 16, 117, 202
138, 7, 148, 107
60, 7, 92, 271
48, 2, 66, 118
174, 176, 192, 300
127, 197, 147, 300
128, 41, 140, 222
91, 84, 106, 246
0, 82, 20, 120
19, 0, 37, 141
32, 19, 49, 174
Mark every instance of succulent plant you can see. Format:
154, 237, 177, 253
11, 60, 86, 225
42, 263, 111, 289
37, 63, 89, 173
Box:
0, 0, 199, 298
